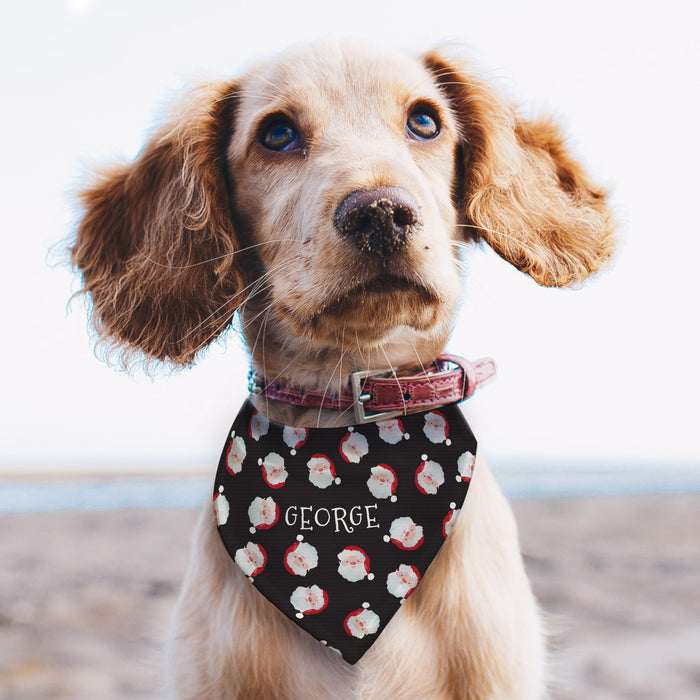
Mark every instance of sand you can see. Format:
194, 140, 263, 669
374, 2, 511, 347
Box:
1, 494, 698, 699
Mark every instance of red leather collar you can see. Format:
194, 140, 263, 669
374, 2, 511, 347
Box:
248, 355, 496, 424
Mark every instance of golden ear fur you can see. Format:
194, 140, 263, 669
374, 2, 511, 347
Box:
425, 51, 615, 287
71, 81, 243, 366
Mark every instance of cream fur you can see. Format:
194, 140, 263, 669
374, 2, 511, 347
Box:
72, 40, 615, 699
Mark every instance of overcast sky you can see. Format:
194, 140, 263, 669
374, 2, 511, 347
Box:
1, 0, 698, 475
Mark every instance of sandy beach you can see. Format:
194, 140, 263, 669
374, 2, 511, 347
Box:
1, 494, 698, 699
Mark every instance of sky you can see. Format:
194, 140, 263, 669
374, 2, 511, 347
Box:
1, 0, 699, 475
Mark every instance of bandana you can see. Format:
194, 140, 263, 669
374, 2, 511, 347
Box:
213, 400, 477, 664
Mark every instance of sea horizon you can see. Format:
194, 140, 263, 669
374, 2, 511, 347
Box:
1, 460, 699, 513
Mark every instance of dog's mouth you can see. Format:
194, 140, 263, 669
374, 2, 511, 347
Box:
321, 276, 439, 313
294, 275, 446, 343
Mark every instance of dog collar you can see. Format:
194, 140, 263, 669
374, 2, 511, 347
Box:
248, 354, 496, 423
214, 398, 479, 664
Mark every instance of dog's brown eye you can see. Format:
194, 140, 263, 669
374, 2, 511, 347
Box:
260, 121, 298, 151
407, 110, 439, 140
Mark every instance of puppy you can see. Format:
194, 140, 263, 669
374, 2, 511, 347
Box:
72, 42, 614, 699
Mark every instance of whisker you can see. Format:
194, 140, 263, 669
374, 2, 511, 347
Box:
141, 239, 289, 270
176, 260, 289, 344
379, 344, 407, 416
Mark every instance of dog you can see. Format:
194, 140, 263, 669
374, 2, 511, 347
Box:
72, 41, 615, 699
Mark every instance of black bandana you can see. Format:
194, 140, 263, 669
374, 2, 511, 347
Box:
213, 400, 477, 664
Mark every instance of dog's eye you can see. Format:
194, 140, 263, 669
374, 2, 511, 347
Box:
260, 120, 299, 151
407, 110, 439, 140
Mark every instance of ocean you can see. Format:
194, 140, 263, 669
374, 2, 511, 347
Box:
1, 464, 699, 513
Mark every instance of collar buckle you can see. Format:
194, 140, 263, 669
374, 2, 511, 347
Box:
350, 368, 407, 425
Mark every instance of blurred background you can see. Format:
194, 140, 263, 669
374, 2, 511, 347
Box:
1, 1, 699, 698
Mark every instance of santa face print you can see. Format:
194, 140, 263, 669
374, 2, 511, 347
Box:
234, 541, 267, 577
213, 489, 230, 526
226, 435, 246, 474
423, 411, 449, 444
376, 418, 405, 444
366, 464, 397, 499
457, 451, 475, 482
283, 425, 309, 453
307, 455, 337, 489
386, 564, 421, 600
415, 460, 445, 495
387, 516, 424, 550
248, 496, 279, 530
339, 430, 369, 463
261, 452, 288, 488
344, 607, 380, 639
337, 547, 371, 582
249, 410, 269, 441
290, 585, 329, 616
442, 507, 460, 538
284, 541, 319, 576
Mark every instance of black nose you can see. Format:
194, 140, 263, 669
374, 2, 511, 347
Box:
333, 186, 422, 255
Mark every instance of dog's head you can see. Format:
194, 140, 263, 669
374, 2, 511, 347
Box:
72, 42, 614, 375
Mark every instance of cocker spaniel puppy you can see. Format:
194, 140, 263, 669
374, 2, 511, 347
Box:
72, 42, 614, 699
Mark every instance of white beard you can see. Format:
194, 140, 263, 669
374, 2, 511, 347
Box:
366, 468, 395, 499
234, 542, 265, 576
345, 609, 380, 638
341, 432, 369, 463
308, 469, 334, 489
443, 508, 460, 537
283, 425, 308, 450
386, 565, 419, 599
262, 452, 287, 486
249, 412, 269, 441
227, 436, 246, 474
423, 418, 447, 444
457, 451, 475, 480
377, 420, 404, 444
247, 496, 277, 527
416, 460, 445, 494
290, 585, 326, 614
213, 494, 229, 526
285, 542, 318, 576
263, 467, 288, 486
389, 516, 424, 549
337, 558, 368, 582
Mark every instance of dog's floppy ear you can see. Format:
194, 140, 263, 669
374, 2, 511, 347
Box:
71, 81, 243, 366
424, 51, 615, 287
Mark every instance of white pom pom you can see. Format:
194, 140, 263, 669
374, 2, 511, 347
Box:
421, 454, 428, 461
390, 495, 397, 503
449, 502, 456, 510
320, 640, 328, 646
257, 458, 263, 466
446, 439, 452, 446
296, 534, 304, 541
335, 477, 341, 485
399, 598, 405, 605
218, 485, 224, 493
296, 613, 304, 619
404, 433, 410, 440
383, 535, 390, 543
367, 573, 375, 581
456, 475, 461, 482
348, 426, 354, 432
247, 576, 254, 583
290, 449, 297, 456
230, 430, 236, 438
362, 602, 370, 609
249, 527, 256, 534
